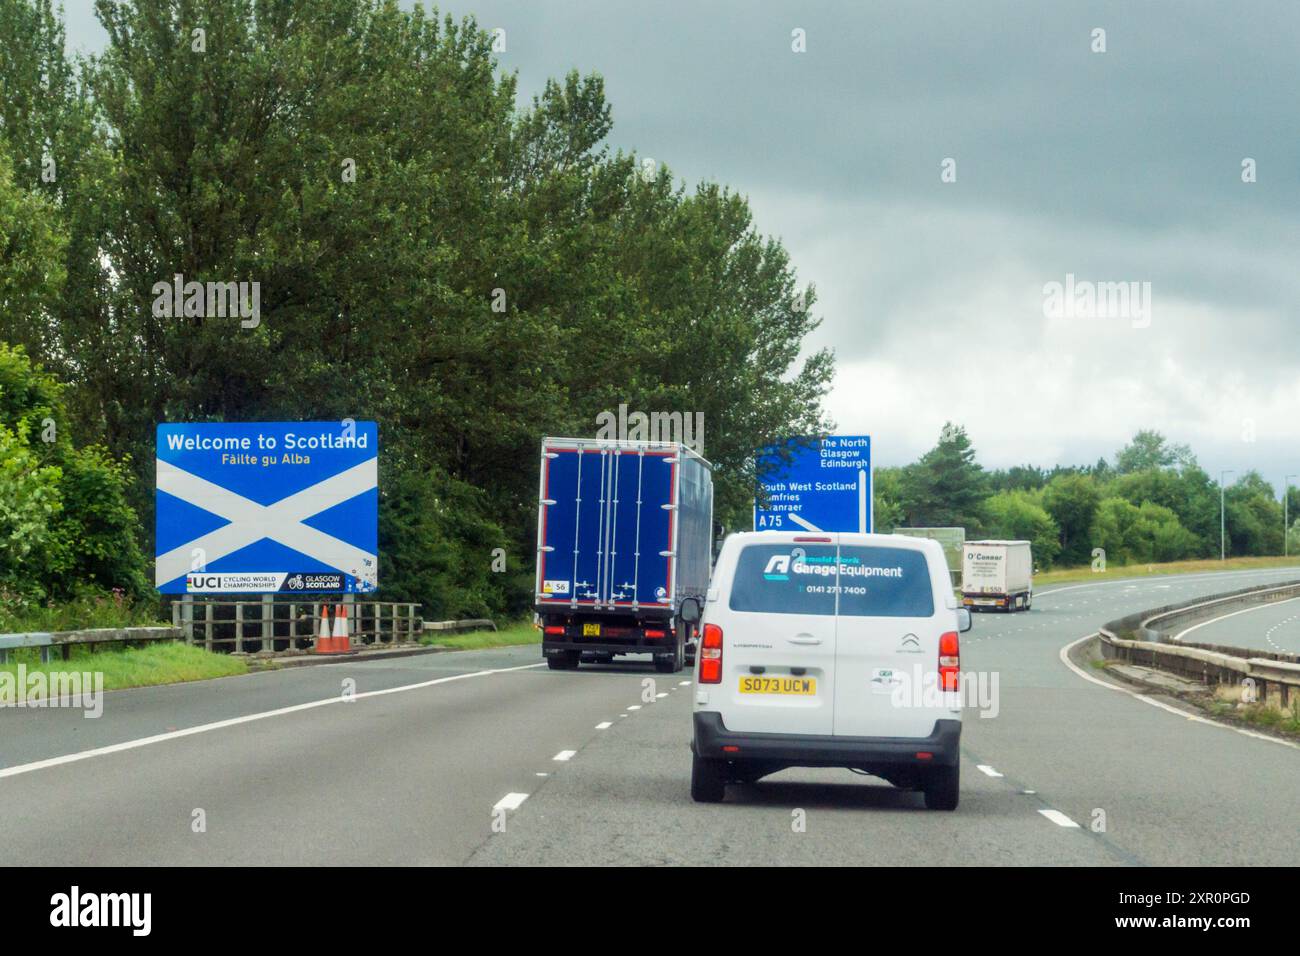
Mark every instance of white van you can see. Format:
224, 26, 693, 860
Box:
687, 531, 971, 809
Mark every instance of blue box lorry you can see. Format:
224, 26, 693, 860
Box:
534, 437, 714, 672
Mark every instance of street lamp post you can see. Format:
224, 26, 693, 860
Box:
1220, 470, 1235, 561
1286, 475, 1297, 558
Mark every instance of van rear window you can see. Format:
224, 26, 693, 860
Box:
835, 546, 934, 618
727, 544, 934, 617
728, 544, 838, 616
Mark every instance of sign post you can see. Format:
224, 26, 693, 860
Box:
753, 435, 872, 534
155, 421, 379, 595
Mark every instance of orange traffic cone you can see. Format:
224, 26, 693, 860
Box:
316, 604, 336, 654
332, 602, 350, 652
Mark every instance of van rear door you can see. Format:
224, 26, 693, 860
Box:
831, 543, 944, 739
714, 538, 837, 735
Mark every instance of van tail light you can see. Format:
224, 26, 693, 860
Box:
543, 626, 564, 635
938, 631, 960, 692
700, 623, 723, 683
644, 629, 666, 639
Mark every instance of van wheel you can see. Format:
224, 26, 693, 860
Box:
923, 765, 959, 811
691, 753, 726, 803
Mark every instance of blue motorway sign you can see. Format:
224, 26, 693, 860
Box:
155, 421, 378, 594
753, 435, 872, 533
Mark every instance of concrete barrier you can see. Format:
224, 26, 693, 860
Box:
1098, 579, 1300, 711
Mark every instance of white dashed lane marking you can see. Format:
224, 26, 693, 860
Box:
553, 750, 576, 762
976, 765, 1004, 777
1038, 809, 1081, 828
595, 721, 612, 730
493, 792, 529, 812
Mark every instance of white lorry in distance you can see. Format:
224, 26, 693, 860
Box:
961, 540, 1032, 612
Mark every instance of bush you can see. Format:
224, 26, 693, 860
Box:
1090, 497, 1198, 565
0, 342, 148, 600
981, 489, 1061, 568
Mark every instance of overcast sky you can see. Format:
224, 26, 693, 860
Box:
61, 1, 1300, 488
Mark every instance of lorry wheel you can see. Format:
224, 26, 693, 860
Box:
690, 753, 726, 803
547, 652, 580, 670
655, 634, 685, 673
923, 765, 959, 811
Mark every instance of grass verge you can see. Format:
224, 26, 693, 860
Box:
419, 621, 540, 650
0, 641, 247, 694
1035, 555, 1300, 589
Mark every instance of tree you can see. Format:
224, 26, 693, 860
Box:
1224, 471, 1283, 557
0, 0, 835, 613
981, 489, 1060, 567
986, 464, 1046, 494
871, 466, 906, 532
1042, 472, 1101, 566
1090, 497, 1197, 565
898, 423, 986, 529
1114, 430, 1193, 474
0, 342, 147, 597
1110, 465, 1219, 557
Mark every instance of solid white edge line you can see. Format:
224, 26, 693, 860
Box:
1058, 634, 1300, 752
1038, 809, 1081, 828
493, 792, 529, 811
553, 750, 576, 762
1171, 595, 1300, 642
0, 662, 547, 781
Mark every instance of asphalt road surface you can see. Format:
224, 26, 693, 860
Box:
1170, 594, 1300, 655
3, 566, 1298, 866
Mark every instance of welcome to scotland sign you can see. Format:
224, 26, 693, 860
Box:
155, 422, 378, 594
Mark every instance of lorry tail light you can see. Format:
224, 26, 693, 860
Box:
644, 629, 666, 639
700, 623, 723, 683
543, 626, 564, 635
938, 631, 959, 692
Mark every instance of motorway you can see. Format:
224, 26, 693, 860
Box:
2, 566, 1299, 866
1170, 593, 1300, 655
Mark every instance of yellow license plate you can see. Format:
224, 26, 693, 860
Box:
739, 676, 816, 695
582, 623, 601, 637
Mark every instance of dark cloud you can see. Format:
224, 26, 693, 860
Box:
60, 0, 1300, 482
